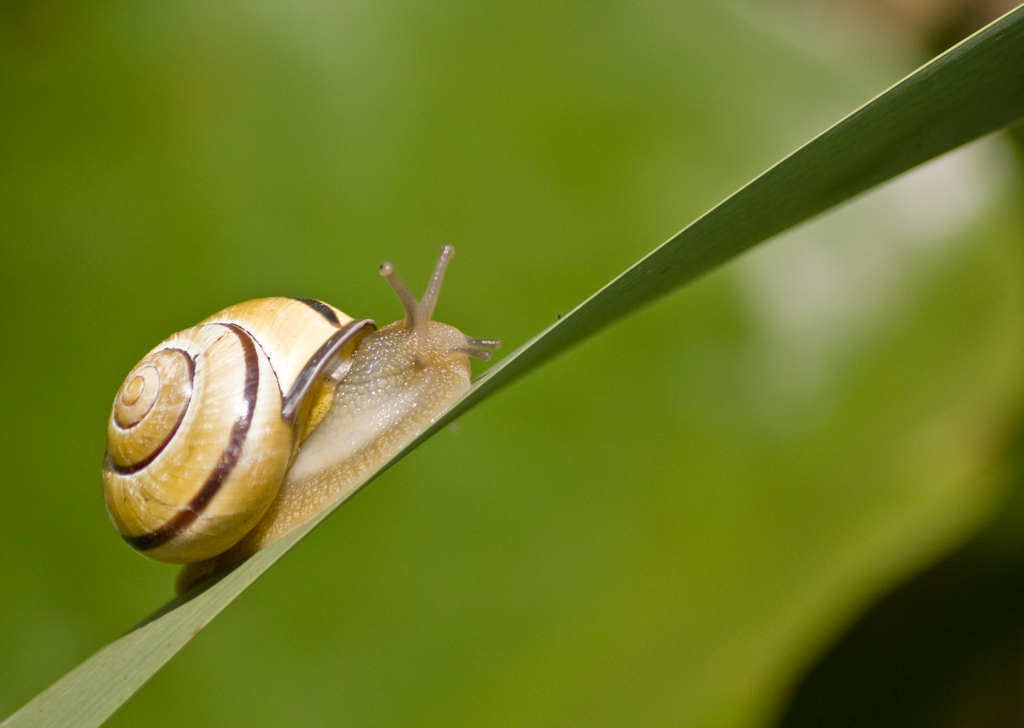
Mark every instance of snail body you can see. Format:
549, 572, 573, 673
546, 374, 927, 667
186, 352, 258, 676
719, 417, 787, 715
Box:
102, 247, 497, 591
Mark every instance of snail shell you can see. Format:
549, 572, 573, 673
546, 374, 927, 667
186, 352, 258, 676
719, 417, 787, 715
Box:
102, 246, 498, 590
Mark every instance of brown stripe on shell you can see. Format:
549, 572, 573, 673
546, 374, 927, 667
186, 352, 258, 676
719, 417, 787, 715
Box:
281, 319, 376, 421
124, 324, 260, 552
291, 297, 341, 326
105, 350, 196, 476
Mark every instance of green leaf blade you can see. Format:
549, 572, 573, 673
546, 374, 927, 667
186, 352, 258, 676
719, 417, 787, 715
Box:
470, 4, 1024, 400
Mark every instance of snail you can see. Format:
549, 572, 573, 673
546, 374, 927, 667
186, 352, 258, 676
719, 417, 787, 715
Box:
102, 246, 498, 593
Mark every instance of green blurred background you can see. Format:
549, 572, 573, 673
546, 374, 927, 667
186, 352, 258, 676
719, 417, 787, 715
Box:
2, 1, 1022, 725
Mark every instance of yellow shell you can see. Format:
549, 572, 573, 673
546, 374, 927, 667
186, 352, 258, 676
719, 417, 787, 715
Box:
102, 298, 374, 563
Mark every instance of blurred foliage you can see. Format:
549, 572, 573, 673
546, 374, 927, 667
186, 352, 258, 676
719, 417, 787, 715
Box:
850, 0, 1020, 52
1, 2, 1022, 726
779, 419, 1024, 727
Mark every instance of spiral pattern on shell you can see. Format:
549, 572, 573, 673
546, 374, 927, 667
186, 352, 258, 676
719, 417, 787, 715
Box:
102, 298, 374, 563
